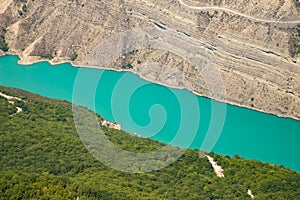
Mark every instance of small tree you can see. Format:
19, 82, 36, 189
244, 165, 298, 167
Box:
22, 5, 27, 12
70, 54, 78, 61
18, 10, 23, 16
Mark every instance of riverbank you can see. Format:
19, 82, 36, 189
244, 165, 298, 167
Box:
1, 0, 299, 122
2, 52, 299, 121
0, 63, 299, 172
1, 85, 299, 199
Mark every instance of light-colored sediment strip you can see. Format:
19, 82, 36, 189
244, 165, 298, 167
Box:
0, 92, 22, 101
179, 0, 300, 24
247, 189, 254, 199
0, 92, 23, 116
205, 155, 225, 177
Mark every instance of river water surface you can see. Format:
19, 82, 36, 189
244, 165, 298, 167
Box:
0, 55, 299, 171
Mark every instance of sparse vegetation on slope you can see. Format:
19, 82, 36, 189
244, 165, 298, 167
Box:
295, 26, 300, 54
0, 29, 9, 52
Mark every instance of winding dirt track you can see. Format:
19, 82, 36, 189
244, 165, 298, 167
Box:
0, 92, 23, 116
179, 0, 300, 24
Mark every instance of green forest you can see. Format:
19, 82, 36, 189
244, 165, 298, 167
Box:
0, 86, 299, 199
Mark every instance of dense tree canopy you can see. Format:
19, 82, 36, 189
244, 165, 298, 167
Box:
0, 86, 299, 199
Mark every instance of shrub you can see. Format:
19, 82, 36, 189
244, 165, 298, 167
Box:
122, 63, 134, 69
130, 49, 138, 55
0, 35, 9, 52
22, 5, 27, 12
70, 54, 78, 61
18, 10, 23, 16
0, 42, 9, 52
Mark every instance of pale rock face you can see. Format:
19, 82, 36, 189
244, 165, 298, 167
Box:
1, 0, 300, 120
100, 120, 122, 130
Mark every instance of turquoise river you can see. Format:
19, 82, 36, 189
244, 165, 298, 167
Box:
0, 55, 299, 172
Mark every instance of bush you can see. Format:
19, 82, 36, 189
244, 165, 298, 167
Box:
22, 4, 27, 12
121, 63, 134, 69
18, 10, 23, 16
0, 42, 9, 52
70, 53, 78, 61
0, 35, 9, 52
130, 49, 138, 55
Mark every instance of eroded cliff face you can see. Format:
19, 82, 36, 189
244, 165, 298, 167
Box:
0, 0, 300, 120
